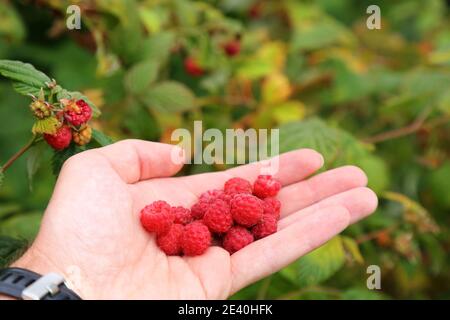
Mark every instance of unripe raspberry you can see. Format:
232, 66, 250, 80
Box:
182, 221, 211, 256
230, 194, 263, 227
224, 177, 252, 196
252, 214, 277, 239
203, 199, 233, 233
44, 125, 72, 150
184, 57, 204, 77
171, 206, 192, 225
223, 226, 254, 254
253, 175, 281, 198
157, 224, 184, 256
63, 99, 92, 126
140, 200, 173, 235
73, 125, 92, 146
30, 100, 52, 119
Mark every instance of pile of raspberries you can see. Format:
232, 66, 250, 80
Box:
140, 175, 282, 256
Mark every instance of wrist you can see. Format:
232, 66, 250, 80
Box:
8, 246, 85, 299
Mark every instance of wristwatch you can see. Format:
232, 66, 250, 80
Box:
0, 268, 82, 300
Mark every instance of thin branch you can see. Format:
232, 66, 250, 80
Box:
1, 135, 38, 173
363, 108, 433, 144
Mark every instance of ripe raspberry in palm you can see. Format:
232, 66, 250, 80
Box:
223, 40, 241, 57
230, 193, 263, 227
44, 125, 72, 150
252, 214, 277, 239
224, 177, 252, 196
63, 99, 92, 126
223, 226, 254, 254
184, 57, 204, 77
182, 221, 211, 256
73, 125, 92, 146
203, 198, 233, 233
156, 224, 184, 256
140, 200, 173, 235
253, 175, 281, 198
171, 206, 192, 225
262, 197, 281, 220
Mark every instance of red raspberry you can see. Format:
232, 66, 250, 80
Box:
171, 206, 192, 225
224, 177, 252, 196
63, 99, 92, 126
184, 57, 204, 77
44, 125, 72, 150
262, 197, 281, 220
230, 194, 263, 227
191, 201, 209, 220
252, 214, 277, 240
253, 175, 281, 198
223, 40, 240, 57
182, 221, 211, 256
223, 226, 254, 254
156, 224, 184, 255
140, 200, 173, 235
203, 199, 233, 233
199, 189, 232, 204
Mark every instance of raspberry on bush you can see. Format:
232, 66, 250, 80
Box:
63, 99, 92, 126
44, 125, 72, 150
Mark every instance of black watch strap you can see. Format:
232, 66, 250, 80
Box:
0, 268, 81, 300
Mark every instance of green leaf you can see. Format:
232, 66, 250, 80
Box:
0, 236, 28, 268
278, 118, 341, 165
141, 32, 175, 64
341, 236, 364, 264
26, 143, 45, 192
0, 165, 4, 189
427, 161, 450, 209
31, 117, 60, 135
295, 236, 346, 286
341, 288, 389, 300
0, 60, 51, 96
0, 212, 42, 240
142, 81, 196, 112
124, 60, 159, 95
92, 129, 114, 146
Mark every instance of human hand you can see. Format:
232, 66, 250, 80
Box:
13, 140, 377, 299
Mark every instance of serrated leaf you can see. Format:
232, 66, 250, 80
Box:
31, 117, 60, 135
92, 129, 114, 146
296, 236, 346, 286
142, 81, 196, 112
0, 60, 51, 96
51, 144, 84, 176
124, 60, 159, 95
141, 31, 175, 63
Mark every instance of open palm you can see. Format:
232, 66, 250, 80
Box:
15, 140, 377, 299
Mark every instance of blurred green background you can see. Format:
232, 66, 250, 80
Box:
0, 0, 449, 299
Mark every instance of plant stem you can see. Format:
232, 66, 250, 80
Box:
1, 135, 38, 173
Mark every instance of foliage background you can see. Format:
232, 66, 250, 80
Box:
0, 0, 449, 299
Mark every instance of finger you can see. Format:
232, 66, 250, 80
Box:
177, 149, 324, 196
279, 165, 368, 218
92, 139, 185, 183
230, 205, 350, 294
279, 187, 378, 230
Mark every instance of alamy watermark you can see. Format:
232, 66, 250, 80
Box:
170, 121, 280, 175
366, 265, 381, 289
366, 5, 381, 30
